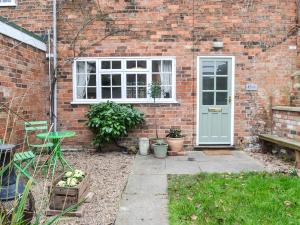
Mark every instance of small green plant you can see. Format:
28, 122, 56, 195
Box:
166, 128, 184, 138
288, 168, 298, 177
86, 101, 144, 151
148, 82, 162, 139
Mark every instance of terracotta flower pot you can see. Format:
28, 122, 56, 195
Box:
167, 137, 184, 152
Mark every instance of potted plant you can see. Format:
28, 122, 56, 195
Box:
166, 128, 185, 155
153, 139, 168, 158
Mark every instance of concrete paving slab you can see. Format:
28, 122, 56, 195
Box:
115, 194, 168, 225
165, 159, 201, 174
132, 158, 166, 175
125, 174, 167, 195
199, 160, 265, 173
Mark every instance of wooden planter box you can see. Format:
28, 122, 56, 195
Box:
48, 173, 90, 210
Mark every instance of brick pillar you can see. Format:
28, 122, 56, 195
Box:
291, 29, 300, 106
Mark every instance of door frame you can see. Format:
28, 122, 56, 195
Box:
196, 56, 235, 146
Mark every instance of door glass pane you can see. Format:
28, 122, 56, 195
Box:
102, 88, 111, 98
101, 74, 110, 86
203, 92, 214, 105
77, 74, 86, 86
112, 87, 121, 98
202, 61, 214, 75
137, 74, 146, 85
216, 92, 227, 105
77, 87, 86, 99
137, 61, 147, 69
203, 77, 214, 90
87, 62, 96, 73
112, 61, 121, 69
138, 87, 147, 98
127, 61, 136, 69
216, 77, 227, 90
87, 88, 96, 99
127, 87, 136, 98
101, 61, 110, 69
112, 74, 121, 85
76, 62, 85, 73
87, 75, 96, 86
152, 61, 161, 72
216, 61, 228, 75
127, 74, 136, 85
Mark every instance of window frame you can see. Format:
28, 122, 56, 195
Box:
0, 0, 16, 6
72, 57, 177, 104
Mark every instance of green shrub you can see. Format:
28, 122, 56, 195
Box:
86, 101, 144, 150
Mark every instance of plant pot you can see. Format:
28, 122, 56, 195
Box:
139, 137, 150, 156
167, 137, 184, 152
153, 143, 168, 159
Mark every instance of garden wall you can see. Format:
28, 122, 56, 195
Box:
272, 106, 300, 142
55, 0, 298, 149
0, 33, 49, 147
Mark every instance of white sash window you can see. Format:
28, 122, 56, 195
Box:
0, 0, 16, 6
72, 57, 176, 104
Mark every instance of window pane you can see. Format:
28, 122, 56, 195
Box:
216, 61, 228, 75
203, 77, 214, 90
162, 86, 172, 98
112, 74, 121, 86
152, 60, 161, 72
112, 87, 121, 98
127, 74, 136, 85
77, 74, 86, 86
77, 87, 86, 99
216, 92, 227, 105
101, 74, 110, 86
161, 73, 172, 85
87, 62, 96, 73
87, 74, 96, 86
112, 61, 121, 69
202, 61, 214, 75
203, 92, 214, 105
216, 77, 228, 90
127, 87, 136, 98
127, 61, 136, 69
87, 88, 96, 99
101, 61, 110, 69
138, 87, 147, 98
152, 74, 161, 83
137, 61, 147, 69
76, 62, 85, 73
137, 74, 146, 85
162, 60, 172, 72
102, 88, 111, 99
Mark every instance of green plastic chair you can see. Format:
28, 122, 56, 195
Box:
0, 139, 36, 184
24, 121, 54, 153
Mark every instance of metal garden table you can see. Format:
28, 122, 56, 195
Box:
36, 131, 75, 176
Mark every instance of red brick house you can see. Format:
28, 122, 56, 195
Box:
0, 0, 299, 149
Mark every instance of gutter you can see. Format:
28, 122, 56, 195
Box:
52, 0, 58, 131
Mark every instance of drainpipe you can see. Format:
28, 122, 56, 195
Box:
52, 0, 58, 131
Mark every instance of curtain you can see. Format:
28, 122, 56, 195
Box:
77, 62, 87, 99
160, 61, 172, 98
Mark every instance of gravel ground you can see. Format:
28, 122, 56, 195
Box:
246, 151, 300, 174
31, 150, 134, 225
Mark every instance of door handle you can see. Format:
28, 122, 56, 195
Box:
228, 96, 232, 104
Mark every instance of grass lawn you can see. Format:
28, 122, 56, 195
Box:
168, 172, 300, 225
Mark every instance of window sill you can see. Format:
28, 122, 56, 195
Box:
71, 99, 179, 105
0, 3, 17, 6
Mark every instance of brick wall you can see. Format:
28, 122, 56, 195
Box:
54, 0, 298, 149
0, 0, 52, 35
273, 109, 300, 142
0, 33, 49, 147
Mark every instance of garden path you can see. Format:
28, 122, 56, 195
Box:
115, 151, 264, 225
